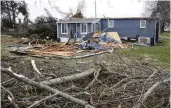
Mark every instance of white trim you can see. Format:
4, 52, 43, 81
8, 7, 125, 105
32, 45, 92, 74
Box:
80, 23, 88, 34
61, 23, 68, 34
108, 19, 114, 28
140, 20, 146, 28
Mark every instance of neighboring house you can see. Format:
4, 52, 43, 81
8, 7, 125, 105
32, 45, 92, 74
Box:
57, 17, 160, 45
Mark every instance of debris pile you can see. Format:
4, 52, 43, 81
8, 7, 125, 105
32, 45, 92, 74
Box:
31, 44, 79, 57
1, 52, 169, 108
8, 32, 129, 58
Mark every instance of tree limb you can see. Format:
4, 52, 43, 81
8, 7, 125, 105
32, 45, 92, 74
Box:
1, 68, 94, 108
85, 68, 100, 90
40, 67, 101, 86
1, 86, 19, 108
27, 93, 58, 108
31, 60, 41, 75
134, 78, 170, 108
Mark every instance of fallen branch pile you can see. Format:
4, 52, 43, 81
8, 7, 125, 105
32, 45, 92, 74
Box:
1, 52, 170, 108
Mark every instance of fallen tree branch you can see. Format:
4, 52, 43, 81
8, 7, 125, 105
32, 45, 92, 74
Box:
85, 68, 100, 90
28, 93, 58, 108
1, 68, 94, 108
40, 67, 101, 86
136, 70, 158, 105
134, 78, 170, 108
2, 78, 15, 85
31, 60, 41, 75
1, 86, 19, 108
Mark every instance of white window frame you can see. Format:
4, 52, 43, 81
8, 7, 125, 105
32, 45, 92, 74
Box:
140, 20, 146, 28
80, 23, 88, 34
108, 19, 114, 28
61, 23, 68, 34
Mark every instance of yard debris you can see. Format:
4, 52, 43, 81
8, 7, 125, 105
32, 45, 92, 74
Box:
31, 60, 42, 76
9, 32, 129, 58
31, 43, 78, 57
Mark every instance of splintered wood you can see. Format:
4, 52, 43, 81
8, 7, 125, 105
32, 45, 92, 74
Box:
31, 44, 78, 57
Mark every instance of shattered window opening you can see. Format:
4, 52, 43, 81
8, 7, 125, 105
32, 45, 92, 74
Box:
80, 23, 87, 34
140, 20, 146, 28
61, 23, 68, 34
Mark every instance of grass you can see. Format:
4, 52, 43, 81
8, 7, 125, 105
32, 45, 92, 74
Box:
120, 32, 170, 66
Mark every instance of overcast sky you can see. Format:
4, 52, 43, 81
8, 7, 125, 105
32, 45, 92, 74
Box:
18, 0, 145, 22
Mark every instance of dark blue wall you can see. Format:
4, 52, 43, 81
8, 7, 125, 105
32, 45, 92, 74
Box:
100, 19, 156, 38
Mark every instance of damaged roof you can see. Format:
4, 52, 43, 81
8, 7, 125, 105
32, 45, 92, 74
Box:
57, 18, 101, 23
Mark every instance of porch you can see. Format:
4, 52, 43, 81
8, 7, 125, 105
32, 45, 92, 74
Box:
57, 18, 101, 42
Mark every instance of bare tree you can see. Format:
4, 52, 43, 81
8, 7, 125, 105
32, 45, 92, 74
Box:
1, 0, 29, 28
143, 0, 170, 32
48, 0, 85, 18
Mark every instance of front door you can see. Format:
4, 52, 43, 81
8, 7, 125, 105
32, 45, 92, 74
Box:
71, 24, 77, 38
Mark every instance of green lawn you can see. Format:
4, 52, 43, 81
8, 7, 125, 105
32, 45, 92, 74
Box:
120, 32, 170, 66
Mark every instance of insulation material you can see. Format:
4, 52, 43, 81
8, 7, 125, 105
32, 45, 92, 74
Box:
106, 32, 122, 43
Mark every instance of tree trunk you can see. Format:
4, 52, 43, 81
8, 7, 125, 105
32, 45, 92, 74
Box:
161, 23, 165, 33
6, 2, 12, 24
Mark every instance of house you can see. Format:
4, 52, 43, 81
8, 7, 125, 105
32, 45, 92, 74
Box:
57, 17, 160, 45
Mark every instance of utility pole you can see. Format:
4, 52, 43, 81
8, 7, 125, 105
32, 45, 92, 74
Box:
95, 0, 97, 18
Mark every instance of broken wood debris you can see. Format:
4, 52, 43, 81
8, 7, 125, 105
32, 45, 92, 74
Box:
9, 36, 129, 58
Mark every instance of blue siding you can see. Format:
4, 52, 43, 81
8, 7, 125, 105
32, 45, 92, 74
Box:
57, 18, 157, 43
101, 19, 156, 38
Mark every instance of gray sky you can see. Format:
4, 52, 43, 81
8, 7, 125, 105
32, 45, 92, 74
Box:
18, 0, 145, 22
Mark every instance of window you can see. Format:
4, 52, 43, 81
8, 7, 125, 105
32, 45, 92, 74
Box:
80, 23, 87, 34
92, 23, 100, 32
140, 20, 146, 28
108, 20, 114, 28
61, 23, 68, 34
